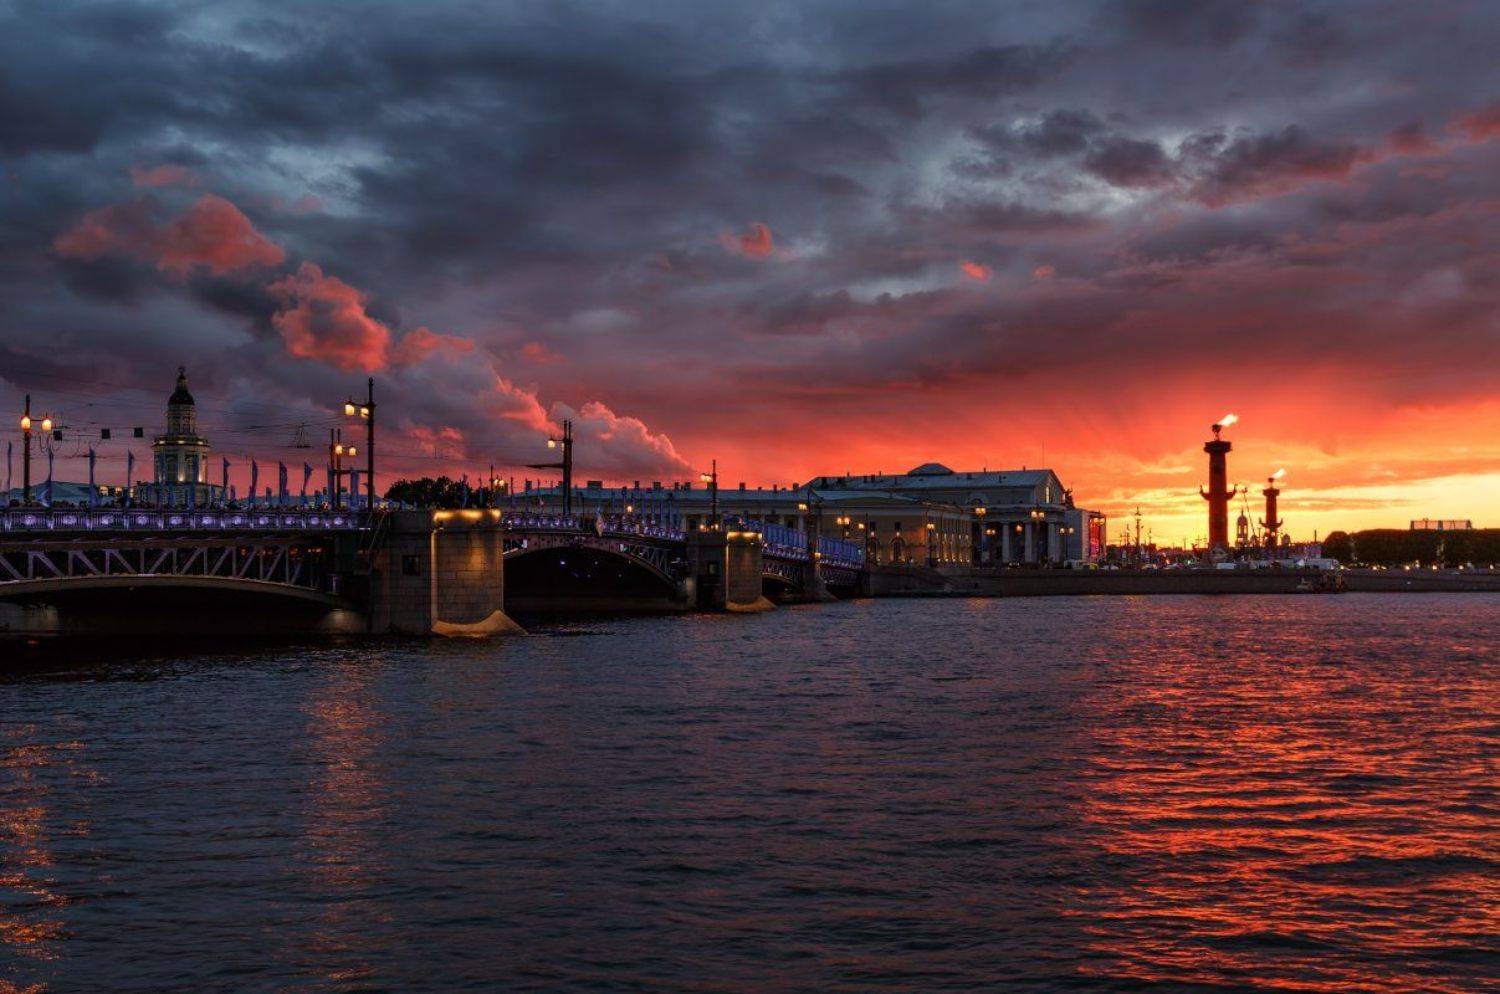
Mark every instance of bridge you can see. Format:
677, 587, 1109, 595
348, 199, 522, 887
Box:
0, 507, 867, 636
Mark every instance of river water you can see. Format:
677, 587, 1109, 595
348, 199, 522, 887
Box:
2, 594, 1496, 993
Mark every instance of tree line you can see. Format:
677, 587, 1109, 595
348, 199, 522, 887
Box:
1322, 528, 1499, 566
384, 476, 507, 509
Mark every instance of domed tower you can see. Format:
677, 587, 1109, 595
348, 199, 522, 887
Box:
153, 366, 211, 505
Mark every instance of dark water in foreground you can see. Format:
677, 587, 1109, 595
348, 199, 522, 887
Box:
2, 594, 1497, 993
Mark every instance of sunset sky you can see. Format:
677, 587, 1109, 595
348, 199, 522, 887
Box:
1, 0, 1497, 542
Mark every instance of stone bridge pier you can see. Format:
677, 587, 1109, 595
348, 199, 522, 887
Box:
368, 510, 521, 635
687, 529, 775, 612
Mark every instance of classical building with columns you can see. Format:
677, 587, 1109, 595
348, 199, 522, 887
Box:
804, 464, 1104, 565
519, 462, 1104, 566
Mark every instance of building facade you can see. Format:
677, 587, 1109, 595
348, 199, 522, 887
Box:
518, 462, 1103, 566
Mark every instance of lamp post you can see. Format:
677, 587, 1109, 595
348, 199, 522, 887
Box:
699, 459, 718, 529
926, 520, 937, 566
975, 504, 988, 565
1029, 508, 1046, 564
18, 397, 53, 506
342, 378, 375, 510
836, 514, 851, 540
799, 490, 823, 561
528, 420, 573, 516
329, 430, 356, 510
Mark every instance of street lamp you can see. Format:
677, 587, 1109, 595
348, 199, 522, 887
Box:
527, 419, 573, 516
926, 520, 937, 566
18, 396, 53, 505
699, 459, 718, 529
329, 430, 356, 509
339, 378, 376, 510
836, 514, 851, 539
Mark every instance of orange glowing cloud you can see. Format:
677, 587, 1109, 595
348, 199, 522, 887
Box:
1031, 263, 1056, 279
959, 260, 991, 282
53, 194, 284, 275
722, 222, 775, 258
268, 262, 392, 372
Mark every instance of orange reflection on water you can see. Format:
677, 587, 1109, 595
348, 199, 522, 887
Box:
294, 665, 392, 985
1067, 631, 1497, 994
0, 730, 91, 992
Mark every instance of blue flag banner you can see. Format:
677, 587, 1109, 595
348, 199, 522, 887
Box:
249, 460, 259, 507
350, 469, 361, 509
278, 462, 288, 505
301, 463, 312, 499
43, 444, 54, 507
126, 450, 136, 493
222, 457, 230, 500
87, 447, 97, 507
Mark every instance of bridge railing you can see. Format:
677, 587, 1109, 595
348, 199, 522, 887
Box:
1, 508, 365, 533
742, 521, 863, 569
497, 511, 685, 543
818, 535, 864, 569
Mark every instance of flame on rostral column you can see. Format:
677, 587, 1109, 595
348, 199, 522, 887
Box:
1218, 413, 1239, 428
1272, 468, 1286, 479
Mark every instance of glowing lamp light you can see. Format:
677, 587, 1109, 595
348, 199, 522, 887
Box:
547, 439, 557, 449
344, 399, 357, 417
41, 417, 52, 432
19, 414, 30, 430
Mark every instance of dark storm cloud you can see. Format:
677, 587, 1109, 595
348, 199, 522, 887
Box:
0, 0, 1497, 487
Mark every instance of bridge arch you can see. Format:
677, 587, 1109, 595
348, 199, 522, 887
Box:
0, 574, 345, 607
503, 543, 682, 615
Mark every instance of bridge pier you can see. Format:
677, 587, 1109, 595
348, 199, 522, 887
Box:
687, 529, 774, 612
369, 510, 521, 636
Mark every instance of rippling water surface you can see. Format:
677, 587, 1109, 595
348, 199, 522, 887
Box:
2, 594, 1496, 992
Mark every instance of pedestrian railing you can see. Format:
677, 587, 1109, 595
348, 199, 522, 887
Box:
1, 508, 364, 533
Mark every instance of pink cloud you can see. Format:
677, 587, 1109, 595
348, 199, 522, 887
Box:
1031, 263, 1056, 280
552, 400, 693, 477
1453, 100, 1500, 141
392, 326, 475, 365
959, 260, 991, 282
53, 194, 284, 275
268, 262, 392, 372
722, 221, 775, 258
130, 164, 196, 188
520, 341, 564, 364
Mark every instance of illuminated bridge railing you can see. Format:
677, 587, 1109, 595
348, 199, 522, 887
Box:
1, 508, 364, 533
817, 536, 864, 569
744, 522, 863, 569
497, 511, 685, 543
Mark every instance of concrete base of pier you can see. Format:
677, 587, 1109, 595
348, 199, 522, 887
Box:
369, 510, 520, 636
